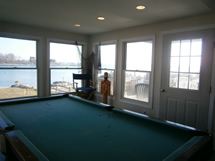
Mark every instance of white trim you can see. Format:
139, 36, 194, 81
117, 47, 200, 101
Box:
119, 35, 155, 109
93, 41, 117, 104
155, 34, 163, 118
0, 33, 44, 97
47, 38, 87, 95
156, 25, 215, 119
47, 38, 87, 57
0, 32, 42, 41
120, 35, 155, 43
160, 24, 215, 35
208, 43, 215, 134
93, 40, 117, 47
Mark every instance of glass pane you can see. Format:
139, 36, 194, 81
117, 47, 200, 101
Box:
169, 72, 178, 88
51, 69, 81, 94
126, 41, 152, 71
180, 57, 189, 72
189, 74, 199, 90
0, 37, 36, 68
0, 69, 37, 99
169, 39, 201, 91
170, 57, 179, 72
97, 70, 114, 95
50, 42, 81, 68
100, 45, 116, 69
191, 39, 202, 56
181, 40, 190, 56
190, 57, 201, 73
124, 71, 150, 102
179, 73, 189, 89
171, 41, 180, 56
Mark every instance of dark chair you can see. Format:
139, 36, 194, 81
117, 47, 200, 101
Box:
73, 73, 96, 100
135, 83, 149, 102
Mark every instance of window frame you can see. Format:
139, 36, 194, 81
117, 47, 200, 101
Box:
48, 39, 86, 95
0, 33, 40, 100
94, 41, 117, 97
120, 36, 155, 109
168, 39, 202, 91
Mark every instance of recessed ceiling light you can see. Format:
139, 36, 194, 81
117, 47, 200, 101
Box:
97, 17, 105, 20
136, 5, 146, 10
74, 24, 80, 27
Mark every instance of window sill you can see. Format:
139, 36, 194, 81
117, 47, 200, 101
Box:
119, 97, 152, 109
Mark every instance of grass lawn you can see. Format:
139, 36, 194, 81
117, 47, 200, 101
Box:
0, 87, 37, 99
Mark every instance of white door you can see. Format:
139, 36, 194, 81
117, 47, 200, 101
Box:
160, 29, 214, 131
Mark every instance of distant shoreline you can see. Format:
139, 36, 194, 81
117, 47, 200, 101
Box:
0, 63, 35, 65
0, 63, 80, 66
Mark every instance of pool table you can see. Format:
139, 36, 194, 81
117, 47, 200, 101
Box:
0, 94, 212, 161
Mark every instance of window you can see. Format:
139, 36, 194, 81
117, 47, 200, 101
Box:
123, 41, 153, 103
49, 42, 82, 94
169, 39, 202, 90
0, 37, 37, 99
97, 44, 116, 95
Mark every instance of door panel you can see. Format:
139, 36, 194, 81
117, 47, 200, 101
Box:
166, 98, 178, 122
160, 29, 214, 131
184, 101, 198, 127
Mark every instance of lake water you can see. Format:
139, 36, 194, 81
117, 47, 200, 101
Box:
0, 66, 81, 88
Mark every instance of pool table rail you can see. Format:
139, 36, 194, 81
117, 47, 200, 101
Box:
0, 112, 15, 132
4, 131, 39, 161
165, 135, 213, 161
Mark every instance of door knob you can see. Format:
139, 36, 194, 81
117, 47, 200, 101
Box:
160, 89, 165, 92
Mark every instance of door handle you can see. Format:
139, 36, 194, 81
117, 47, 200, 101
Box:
160, 89, 165, 92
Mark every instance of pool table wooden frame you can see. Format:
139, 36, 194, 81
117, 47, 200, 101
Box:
0, 94, 213, 161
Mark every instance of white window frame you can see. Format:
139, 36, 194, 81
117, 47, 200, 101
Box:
94, 41, 117, 97
0, 33, 42, 100
48, 39, 86, 95
120, 36, 155, 109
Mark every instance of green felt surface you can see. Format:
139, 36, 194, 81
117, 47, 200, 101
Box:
0, 95, 199, 161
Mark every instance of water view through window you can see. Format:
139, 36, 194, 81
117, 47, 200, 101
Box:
0, 37, 37, 99
97, 44, 116, 95
50, 42, 82, 94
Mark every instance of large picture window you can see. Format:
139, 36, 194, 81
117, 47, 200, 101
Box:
50, 42, 82, 94
123, 41, 153, 103
97, 44, 116, 95
0, 37, 37, 99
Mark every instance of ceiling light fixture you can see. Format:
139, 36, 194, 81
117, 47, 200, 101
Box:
136, 5, 146, 10
97, 17, 105, 20
74, 24, 80, 27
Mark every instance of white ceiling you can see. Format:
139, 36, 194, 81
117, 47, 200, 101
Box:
0, 0, 214, 35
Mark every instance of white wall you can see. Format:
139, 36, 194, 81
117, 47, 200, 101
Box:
89, 12, 215, 116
